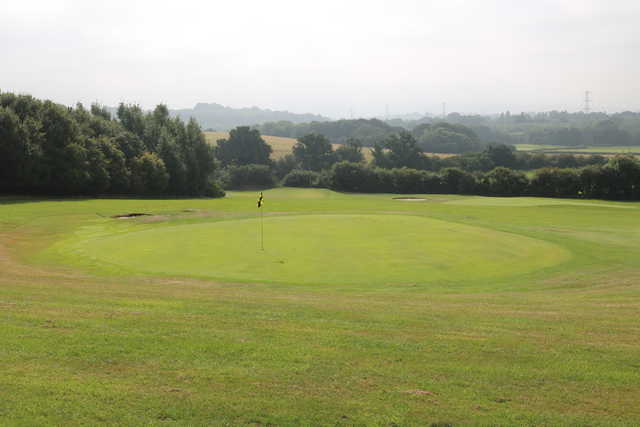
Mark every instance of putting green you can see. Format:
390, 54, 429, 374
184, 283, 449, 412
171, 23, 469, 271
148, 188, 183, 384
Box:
67, 214, 571, 285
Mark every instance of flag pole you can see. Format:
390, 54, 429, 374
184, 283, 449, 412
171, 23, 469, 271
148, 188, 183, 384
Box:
257, 192, 264, 251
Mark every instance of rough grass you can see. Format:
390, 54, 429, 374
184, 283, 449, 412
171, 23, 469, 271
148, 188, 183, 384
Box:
1, 189, 640, 425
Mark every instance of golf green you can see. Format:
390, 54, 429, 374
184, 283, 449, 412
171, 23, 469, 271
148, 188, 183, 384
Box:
70, 214, 571, 285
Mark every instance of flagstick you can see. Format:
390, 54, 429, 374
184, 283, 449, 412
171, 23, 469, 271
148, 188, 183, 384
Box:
260, 205, 264, 251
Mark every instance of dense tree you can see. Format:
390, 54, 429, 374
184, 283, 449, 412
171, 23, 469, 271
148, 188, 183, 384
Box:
258, 118, 401, 146
0, 107, 35, 192
0, 92, 221, 197
334, 138, 365, 163
222, 164, 275, 189
530, 168, 580, 197
602, 156, 640, 199
325, 158, 640, 200
416, 122, 483, 153
273, 154, 299, 180
372, 131, 428, 169
440, 168, 477, 194
331, 162, 381, 193
292, 133, 335, 171
130, 152, 169, 194
482, 167, 528, 196
486, 144, 517, 168
282, 169, 320, 187
215, 126, 272, 166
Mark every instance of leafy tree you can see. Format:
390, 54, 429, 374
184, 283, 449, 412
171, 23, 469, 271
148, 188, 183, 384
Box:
259, 118, 400, 146
530, 168, 580, 197
282, 169, 319, 187
293, 133, 335, 171
158, 135, 187, 195
38, 101, 93, 193
0, 107, 33, 191
216, 126, 272, 166
222, 164, 275, 189
130, 152, 169, 194
440, 167, 477, 194
372, 131, 428, 170
95, 137, 131, 193
486, 144, 517, 168
0, 92, 221, 197
185, 118, 216, 195
391, 168, 438, 194
330, 161, 382, 192
603, 156, 640, 199
482, 167, 528, 196
117, 103, 146, 142
335, 138, 365, 163
274, 154, 299, 180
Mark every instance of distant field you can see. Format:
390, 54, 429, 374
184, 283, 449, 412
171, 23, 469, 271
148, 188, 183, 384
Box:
1, 189, 640, 425
514, 144, 569, 151
515, 144, 640, 155
205, 131, 456, 162
204, 131, 300, 160
205, 131, 345, 160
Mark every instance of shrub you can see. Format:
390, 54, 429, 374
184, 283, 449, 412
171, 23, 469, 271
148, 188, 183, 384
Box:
530, 168, 580, 197
222, 164, 275, 189
482, 167, 528, 196
204, 181, 226, 198
282, 169, 319, 187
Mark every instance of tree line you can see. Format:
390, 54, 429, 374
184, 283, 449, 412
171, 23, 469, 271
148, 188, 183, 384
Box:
328, 158, 640, 200
214, 127, 638, 200
257, 118, 491, 154
258, 110, 640, 151
396, 111, 640, 147
0, 92, 223, 197
2, 92, 637, 201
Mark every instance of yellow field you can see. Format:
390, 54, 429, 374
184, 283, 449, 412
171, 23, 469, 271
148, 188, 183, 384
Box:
205, 131, 456, 162
205, 131, 352, 160
204, 131, 298, 160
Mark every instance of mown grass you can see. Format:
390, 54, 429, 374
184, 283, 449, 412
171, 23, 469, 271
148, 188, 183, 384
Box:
1, 189, 639, 425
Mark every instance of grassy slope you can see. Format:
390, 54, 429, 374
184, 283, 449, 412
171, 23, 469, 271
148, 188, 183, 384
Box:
1, 189, 640, 425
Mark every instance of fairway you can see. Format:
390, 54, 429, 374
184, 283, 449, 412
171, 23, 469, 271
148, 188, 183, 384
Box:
2, 189, 640, 425
62, 214, 570, 285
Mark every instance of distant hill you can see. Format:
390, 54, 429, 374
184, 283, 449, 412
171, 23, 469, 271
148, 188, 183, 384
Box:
170, 103, 329, 131
257, 118, 404, 146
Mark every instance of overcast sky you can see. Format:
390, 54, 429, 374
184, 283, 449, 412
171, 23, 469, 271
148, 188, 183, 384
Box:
2, 0, 639, 118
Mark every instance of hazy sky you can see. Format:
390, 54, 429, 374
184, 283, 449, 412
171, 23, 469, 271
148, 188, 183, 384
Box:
2, 0, 639, 118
